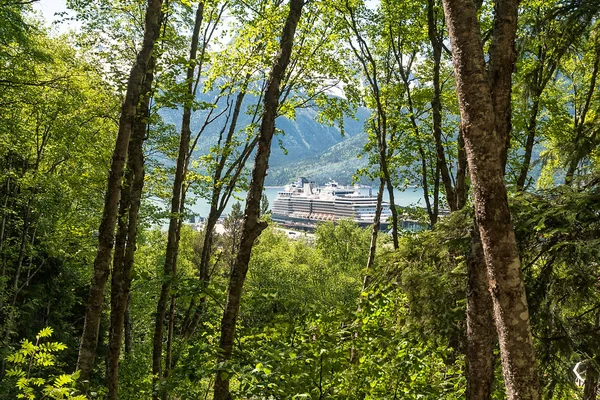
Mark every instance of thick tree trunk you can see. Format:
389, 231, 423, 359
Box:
466, 227, 496, 400
212, 2, 304, 398
77, 0, 163, 383
106, 58, 152, 400
442, 0, 541, 399
152, 4, 204, 397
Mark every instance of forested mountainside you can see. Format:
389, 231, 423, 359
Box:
2, 0, 600, 399
160, 96, 372, 185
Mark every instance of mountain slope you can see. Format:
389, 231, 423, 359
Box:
159, 92, 371, 185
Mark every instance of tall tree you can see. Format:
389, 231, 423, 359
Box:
441, 0, 541, 399
106, 56, 155, 400
212, 0, 305, 398
339, 1, 399, 248
511, 0, 596, 190
77, 0, 164, 383
151, 1, 217, 396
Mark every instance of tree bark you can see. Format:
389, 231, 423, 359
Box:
124, 294, 133, 356
151, 3, 204, 397
106, 57, 153, 400
212, 1, 304, 398
441, 0, 541, 399
77, 0, 163, 383
584, 363, 599, 400
465, 227, 496, 400
487, 0, 519, 173
456, 129, 468, 209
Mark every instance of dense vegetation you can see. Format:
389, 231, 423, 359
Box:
1, 0, 599, 399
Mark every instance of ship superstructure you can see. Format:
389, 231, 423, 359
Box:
271, 177, 392, 230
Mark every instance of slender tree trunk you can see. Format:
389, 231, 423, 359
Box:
565, 36, 600, 185
365, 177, 384, 279
77, 0, 163, 383
106, 57, 153, 400
427, 0, 457, 211
124, 294, 133, 355
152, 4, 204, 396
382, 163, 398, 249
456, 130, 468, 209
349, 178, 384, 364
162, 294, 176, 400
398, 65, 438, 225
584, 313, 600, 400
212, 2, 304, 398
516, 95, 540, 190
182, 214, 216, 337
343, 3, 397, 246
182, 84, 249, 337
466, 227, 496, 400
418, 145, 436, 226
442, 0, 541, 399
2, 194, 34, 360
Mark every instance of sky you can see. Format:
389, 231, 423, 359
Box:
33, 0, 79, 33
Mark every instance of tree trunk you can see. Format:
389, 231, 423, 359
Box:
365, 177, 384, 280
106, 57, 153, 400
349, 177, 384, 364
466, 227, 496, 400
418, 145, 437, 226
162, 293, 176, 400
383, 169, 398, 249
427, 0, 457, 211
124, 294, 133, 355
181, 83, 250, 338
152, 3, 204, 396
516, 95, 540, 190
584, 363, 599, 400
487, 0, 518, 173
584, 313, 600, 400
77, 0, 163, 383
565, 35, 600, 185
441, 0, 541, 399
456, 129, 468, 209
212, 1, 304, 398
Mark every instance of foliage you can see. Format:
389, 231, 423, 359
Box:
4, 0, 600, 398
5, 327, 86, 400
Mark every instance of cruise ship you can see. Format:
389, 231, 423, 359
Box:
271, 178, 392, 230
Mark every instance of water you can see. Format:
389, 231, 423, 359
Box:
190, 185, 426, 218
